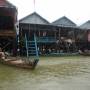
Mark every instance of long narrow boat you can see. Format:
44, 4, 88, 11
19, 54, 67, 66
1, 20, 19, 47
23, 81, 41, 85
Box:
79, 50, 90, 56
80, 52, 90, 56
0, 58, 39, 69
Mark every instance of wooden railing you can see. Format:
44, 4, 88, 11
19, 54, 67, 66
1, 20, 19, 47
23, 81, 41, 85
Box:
37, 37, 57, 43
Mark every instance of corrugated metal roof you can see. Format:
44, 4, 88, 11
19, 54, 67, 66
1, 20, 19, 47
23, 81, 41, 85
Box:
52, 16, 76, 27
0, 0, 16, 8
19, 12, 50, 25
79, 20, 90, 29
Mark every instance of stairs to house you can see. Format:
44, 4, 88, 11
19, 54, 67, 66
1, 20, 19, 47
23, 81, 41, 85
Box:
25, 33, 39, 60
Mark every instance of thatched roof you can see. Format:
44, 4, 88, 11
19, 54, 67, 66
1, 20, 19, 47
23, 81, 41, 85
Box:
19, 12, 50, 25
0, 0, 16, 8
52, 16, 76, 27
79, 20, 90, 29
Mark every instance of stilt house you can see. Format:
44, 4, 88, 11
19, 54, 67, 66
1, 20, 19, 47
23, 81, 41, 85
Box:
19, 12, 56, 55
52, 16, 78, 53
79, 21, 90, 50
0, 0, 17, 54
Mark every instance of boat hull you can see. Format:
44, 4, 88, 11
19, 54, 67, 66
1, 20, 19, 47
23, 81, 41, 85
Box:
0, 59, 39, 69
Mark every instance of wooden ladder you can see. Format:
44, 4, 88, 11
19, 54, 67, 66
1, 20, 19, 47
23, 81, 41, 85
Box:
25, 33, 39, 60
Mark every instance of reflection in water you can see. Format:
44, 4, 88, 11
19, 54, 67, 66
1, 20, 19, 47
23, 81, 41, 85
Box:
0, 56, 90, 90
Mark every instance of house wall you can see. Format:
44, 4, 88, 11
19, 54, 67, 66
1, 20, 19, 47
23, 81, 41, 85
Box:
0, 6, 17, 55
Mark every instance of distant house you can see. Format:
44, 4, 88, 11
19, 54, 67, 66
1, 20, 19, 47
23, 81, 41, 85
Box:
79, 21, 90, 50
0, 0, 17, 54
52, 16, 79, 52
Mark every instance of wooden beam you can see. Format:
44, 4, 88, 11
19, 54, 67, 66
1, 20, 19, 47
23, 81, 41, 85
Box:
0, 30, 16, 37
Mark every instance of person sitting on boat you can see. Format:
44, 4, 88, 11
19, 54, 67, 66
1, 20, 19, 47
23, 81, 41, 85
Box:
0, 47, 5, 60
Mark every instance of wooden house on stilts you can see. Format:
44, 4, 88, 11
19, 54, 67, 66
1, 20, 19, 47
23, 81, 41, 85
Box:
19, 12, 57, 56
79, 21, 90, 51
52, 16, 79, 53
0, 0, 17, 55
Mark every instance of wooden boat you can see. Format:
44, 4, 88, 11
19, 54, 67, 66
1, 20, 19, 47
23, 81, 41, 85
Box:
80, 52, 90, 56
0, 58, 39, 69
79, 50, 90, 56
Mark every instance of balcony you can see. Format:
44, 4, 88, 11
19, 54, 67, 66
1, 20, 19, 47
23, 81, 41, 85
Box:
37, 37, 57, 43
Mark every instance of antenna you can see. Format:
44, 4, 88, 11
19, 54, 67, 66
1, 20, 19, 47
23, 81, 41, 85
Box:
34, 0, 36, 12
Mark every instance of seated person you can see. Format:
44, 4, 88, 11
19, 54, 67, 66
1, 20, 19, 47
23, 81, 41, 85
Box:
0, 47, 5, 60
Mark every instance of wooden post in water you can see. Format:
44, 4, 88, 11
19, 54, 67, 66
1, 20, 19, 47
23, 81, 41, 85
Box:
25, 34, 29, 62
34, 33, 39, 58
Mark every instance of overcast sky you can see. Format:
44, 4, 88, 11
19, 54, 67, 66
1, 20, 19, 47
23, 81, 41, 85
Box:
8, 0, 90, 25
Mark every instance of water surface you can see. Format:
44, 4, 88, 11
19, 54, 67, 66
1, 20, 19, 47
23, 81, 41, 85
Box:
0, 56, 90, 90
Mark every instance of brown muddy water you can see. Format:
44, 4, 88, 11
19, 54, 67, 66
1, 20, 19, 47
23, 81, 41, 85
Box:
0, 56, 90, 90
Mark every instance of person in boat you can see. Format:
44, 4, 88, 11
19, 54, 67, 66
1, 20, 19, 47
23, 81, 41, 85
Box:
0, 47, 5, 60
